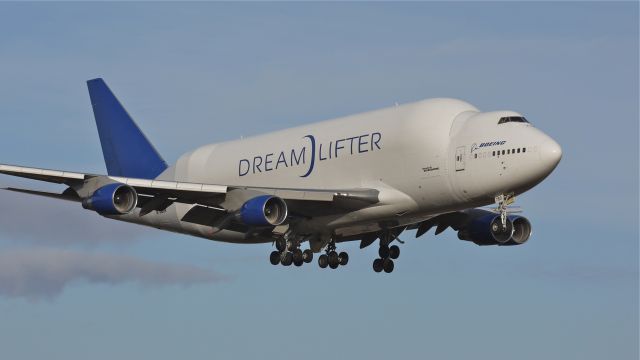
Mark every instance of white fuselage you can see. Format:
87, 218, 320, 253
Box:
116, 98, 561, 243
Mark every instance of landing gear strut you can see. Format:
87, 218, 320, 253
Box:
318, 239, 348, 270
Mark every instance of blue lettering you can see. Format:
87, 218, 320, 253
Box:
276, 151, 288, 169
371, 132, 382, 150
264, 153, 274, 171
253, 156, 262, 173
358, 135, 368, 153
238, 132, 383, 177
346, 136, 357, 154
334, 139, 345, 158
239, 159, 250, 176
291, 147, 305, 166
319, 143, 328, 161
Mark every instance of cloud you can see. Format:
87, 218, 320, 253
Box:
0, 248, 225, 300
0, 189, 147, 246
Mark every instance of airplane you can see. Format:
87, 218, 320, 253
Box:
0, 78, 562, 273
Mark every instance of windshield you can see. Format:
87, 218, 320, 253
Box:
498, 116, 529, 124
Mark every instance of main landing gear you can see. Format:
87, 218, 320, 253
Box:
372, 229, 403, 274
372, 243, 400, 273
269, 236, 313, 267
318, 240, 348, 270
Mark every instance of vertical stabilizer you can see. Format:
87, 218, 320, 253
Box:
87, 78, 168, 179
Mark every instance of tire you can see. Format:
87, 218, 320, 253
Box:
373, 258, 383, 273
292, 249, 303, 264
389, 245, 400, 259
282, 252, 293, 266
276, 238, 287, 252
378, 245, 390, 259
269, 251, 281, 265
294, 258, 304, 267
318, 254, 329, 268
383, 258, 394, 273
328, 251, 339, 268
303, 249, 313, 263
339, 252, 349, 266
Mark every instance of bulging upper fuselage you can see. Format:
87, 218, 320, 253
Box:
147, 98, 560, 242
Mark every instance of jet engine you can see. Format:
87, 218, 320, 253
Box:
505, 215, 532, 245
82, 183, 138, 215
239, 195, 288, 226
456, 209, 532, 246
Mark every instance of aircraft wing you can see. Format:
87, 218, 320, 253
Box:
0, 163, 378, 213
0, 163, 227, 198
0, 164, 86, 185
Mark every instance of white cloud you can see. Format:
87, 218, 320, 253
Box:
0, 248, 225, 301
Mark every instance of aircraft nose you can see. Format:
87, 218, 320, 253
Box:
539, 135, 562, 173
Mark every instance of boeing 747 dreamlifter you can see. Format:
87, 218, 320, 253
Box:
0, 79, 562, 273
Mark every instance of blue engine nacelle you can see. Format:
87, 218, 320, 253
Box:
239, 195, 288, 226
82, 183, 138, 215
457, 210, 533, 246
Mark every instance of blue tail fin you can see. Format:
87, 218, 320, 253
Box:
87, 78, 168, 179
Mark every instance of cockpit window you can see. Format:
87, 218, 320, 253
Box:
498, 116, 529, 124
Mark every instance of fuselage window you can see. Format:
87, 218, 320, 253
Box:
512, 148, 515, 154
474, 153, 477, 159
507, 149, 510, 154
502, 150, 505, 155
523, 148, 526, 153
517, 148, 520, 153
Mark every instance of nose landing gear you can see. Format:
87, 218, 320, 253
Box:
495, 193, 515, 230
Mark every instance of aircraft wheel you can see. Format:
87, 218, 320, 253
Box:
292, 249, 303, 264
328, 251, 339, 269
293, 257, 304, 267
318, 254, 329, 268
389, 245, 400, 260
373, 258, 384, 273
339, 252, 349, 266
281, 252, 293, 266
383, 258, 394, 273
270, 251, 281, 265
378, 245, 390, 259
302, 249, 313, 263
276, 238, 287, 252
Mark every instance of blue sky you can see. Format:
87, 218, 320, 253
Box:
0, 2, 637, 359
